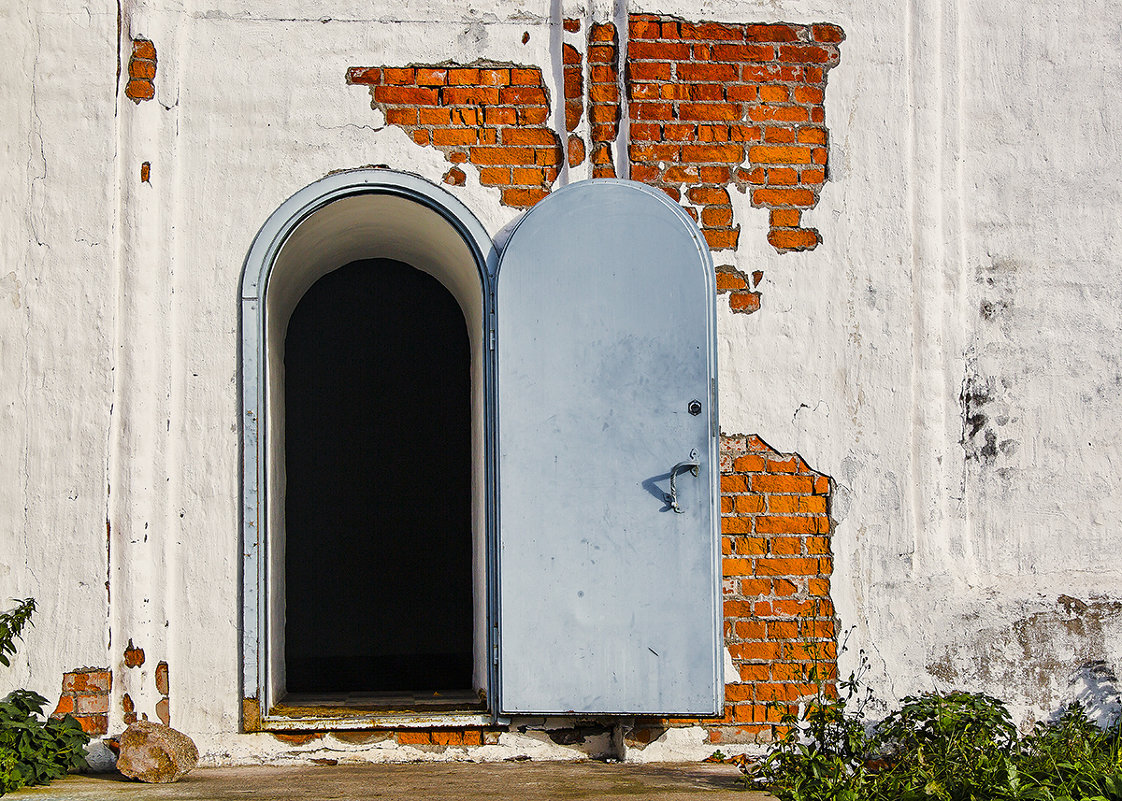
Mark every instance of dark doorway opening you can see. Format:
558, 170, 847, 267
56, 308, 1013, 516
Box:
283, 258, 473, 696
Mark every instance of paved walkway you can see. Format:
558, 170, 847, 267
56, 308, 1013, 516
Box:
11, 762, 770, 800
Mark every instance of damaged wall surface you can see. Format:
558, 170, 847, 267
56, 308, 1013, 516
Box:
1, 0, 1121, 764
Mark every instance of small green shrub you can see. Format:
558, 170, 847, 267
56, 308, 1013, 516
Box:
743, 653, 1122, 801
0, 598, 90, 797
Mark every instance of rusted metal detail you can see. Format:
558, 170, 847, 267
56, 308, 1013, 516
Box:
242, 697, 262, 732
261, 708, 494, 731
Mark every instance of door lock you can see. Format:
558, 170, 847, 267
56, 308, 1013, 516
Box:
688, 399, 702, 416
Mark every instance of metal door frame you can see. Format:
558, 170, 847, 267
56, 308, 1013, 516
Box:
238, 169, 500, 729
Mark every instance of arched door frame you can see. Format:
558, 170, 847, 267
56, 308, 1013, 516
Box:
239, 169, 498, 730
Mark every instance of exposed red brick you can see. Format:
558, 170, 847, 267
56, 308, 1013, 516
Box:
624, 15, 842, 259
348, 61, 563, 208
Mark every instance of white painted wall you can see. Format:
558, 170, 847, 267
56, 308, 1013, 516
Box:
2, 0, 1121, 762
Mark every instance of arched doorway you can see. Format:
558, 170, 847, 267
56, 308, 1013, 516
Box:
283, 259, 472, 697
240, 171, 496, 728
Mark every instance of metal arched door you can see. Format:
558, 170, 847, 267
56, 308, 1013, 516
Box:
494, 180, 721, 715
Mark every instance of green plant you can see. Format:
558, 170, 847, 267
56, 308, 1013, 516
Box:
0, 598, 35, 668
741, 642, 1122, 801
0, 598, 89, 797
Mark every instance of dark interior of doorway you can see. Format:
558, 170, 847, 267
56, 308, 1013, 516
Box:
283, 258, 473, 699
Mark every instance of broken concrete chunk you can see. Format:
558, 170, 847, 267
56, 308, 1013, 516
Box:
116, 720, 198, 783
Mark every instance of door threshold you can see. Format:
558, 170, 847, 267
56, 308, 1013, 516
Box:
264, 690, 491, 730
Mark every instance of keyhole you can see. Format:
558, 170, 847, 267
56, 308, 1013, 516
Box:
688, 399, 702, 416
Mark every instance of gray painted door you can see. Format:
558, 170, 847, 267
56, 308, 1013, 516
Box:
495, 180, 721, 715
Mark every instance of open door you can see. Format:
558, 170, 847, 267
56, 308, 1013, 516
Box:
494, 180, 721, 716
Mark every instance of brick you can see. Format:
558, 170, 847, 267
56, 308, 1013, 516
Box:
676, 62, 739, 83
801, 168, 826, 185
629, 16, 661, 39
511, 68, 541, 85
729, 291, 761, 313
385, 107, 418, 125
443, 86, 501, 105
721, 516, 752, 534
744, 24, 799, 43
373, 86, 439, 105
759, 85, 788, 103
797, 126, 828, 144
696, 125, 729, 142
722, 474, 748, 493
502, 128, 558, 147
812, 24, 845, 44
681, 144, 743, 163
687, 186, 730, 204
772, 578, 800, 596
794, 85, 825, 104
630, 142, 680, 161
501, 187, 549, 207
729, 641, 780, 661
478, 167, 512, 186
712, 44, 775, 62
723, 558, 753, 576
751, 188, 816, 208
778, 45, 837, 64
590, 22, 617, 42
629, 42, 691, 60
767, 621, 799, 639
125, 79, 154, 101
702, 206, 733, 226
703, 228, 740, 249
346, 66, 380, 84
396, 731, 431, 745
735, 536, 767, 555
749, 105, 810, 123
729, 125, 763, 142
75, 694, 109, 715
679, 103, 741, 122
734, 620, 766, 639
769, 536, 803, 554
629, 61, 671, 80
415, 68, 448, 85
564, 18, 581, 32
132, 39, 156, 59
768, 167, 797, 185
724, 599, 754, 617
51, 695, 75, 717
567, 136, 586, 167
589, 104, 620, 124
770, 208, 801, 227
630, 102, 673, 121
588, 44, 617, 64
75, 715, 108, 736
758, 516, 819, 535
808, 578, 831, 596
462, 730, 484, 746
480, 68, 510, 85
447, 68, 481, 85
768, 228, 820, 250
755, 557, 820, 577
382, 67, 415, 85
430, 128, 476, 147
763, 126, 796, 143
679, 22, 743, 40
733, 494, 764, 514
733, 454, 765, 472
699, 165, 731, 182
129, 59, 156, 80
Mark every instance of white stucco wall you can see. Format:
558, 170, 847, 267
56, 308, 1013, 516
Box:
2, 0, 1121, 763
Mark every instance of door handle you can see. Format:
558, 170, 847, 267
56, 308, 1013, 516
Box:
666, 449, 700, 514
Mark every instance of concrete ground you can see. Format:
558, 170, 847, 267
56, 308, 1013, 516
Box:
11, 762, 770, 800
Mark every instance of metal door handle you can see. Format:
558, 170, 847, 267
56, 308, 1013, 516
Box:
666, 449, 700, 514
